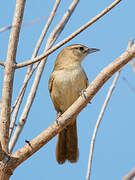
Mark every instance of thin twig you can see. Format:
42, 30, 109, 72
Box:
9, 92, 23, 139
10, 64, 38, 113
9, 0, 78, 153
86, 39, 134, 180
10, 41, 135, 170
9, 0, 61, 139
0, 16, 49, 33
15, 0, 122, 69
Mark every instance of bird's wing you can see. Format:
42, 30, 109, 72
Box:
48, 73, 55, 94
83, 70, 89, 88
86, 76, 89, 87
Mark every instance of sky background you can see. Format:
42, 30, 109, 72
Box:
0, 0, 135, 179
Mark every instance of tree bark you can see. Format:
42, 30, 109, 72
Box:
0, 165, 12, 180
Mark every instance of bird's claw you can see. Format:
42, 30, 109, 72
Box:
80, 89, 91, 104
80, 89, 87, 99
56, 111, 62, 125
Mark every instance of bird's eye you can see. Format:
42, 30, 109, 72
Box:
79, 47, 84, 51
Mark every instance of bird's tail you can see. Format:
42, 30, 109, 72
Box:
56, 120, 78, 164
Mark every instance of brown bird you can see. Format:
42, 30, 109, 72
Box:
49, 44, 99, 164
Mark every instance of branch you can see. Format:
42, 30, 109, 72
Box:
86, 39, 134, 180
9, 0, 79, 153
10, 42, 135, 169
9, 0, 61, 139
15, 0, 122, 68
0, 0, 26, 153
122, 168, 135, 180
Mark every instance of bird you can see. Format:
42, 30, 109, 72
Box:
49, 44, 99, 164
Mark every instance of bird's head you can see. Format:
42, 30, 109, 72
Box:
65, 44, 99, 62
54, 44, 99, 69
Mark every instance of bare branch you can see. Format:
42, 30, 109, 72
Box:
9, 0, 79, 153
0, 16, 49, 33
86, 38, 134, 180
9, 92, 24, 139
0, 0, 26, 153
9, 0, 61, 139
15, 0, 122, 69
9, 42, 135, 169
122, 168, 135, 180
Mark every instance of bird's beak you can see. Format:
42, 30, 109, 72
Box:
86, 48, 100, 54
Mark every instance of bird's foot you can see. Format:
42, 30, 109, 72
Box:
56, 111, 62, 125
80, 89, 91, 104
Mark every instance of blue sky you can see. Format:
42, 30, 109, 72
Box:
0, 0, 135, 179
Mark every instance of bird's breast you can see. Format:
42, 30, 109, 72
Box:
51, 66, 88, 112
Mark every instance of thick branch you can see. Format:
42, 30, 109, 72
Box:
0, 0, 26, 153
15, 0, 122, 68
10, 43, 135, 169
